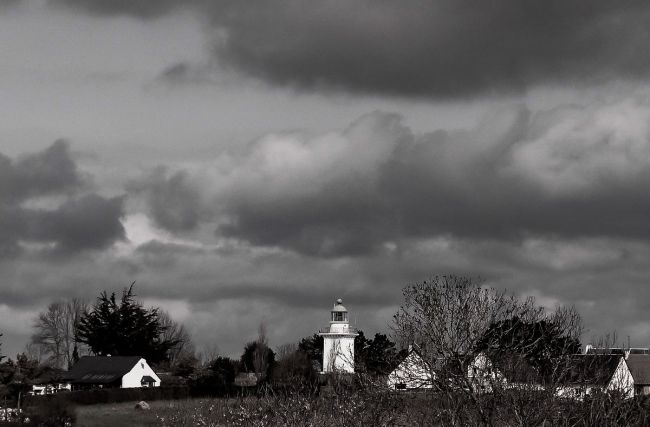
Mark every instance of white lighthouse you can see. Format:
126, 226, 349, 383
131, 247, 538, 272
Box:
319, 298, 358, 373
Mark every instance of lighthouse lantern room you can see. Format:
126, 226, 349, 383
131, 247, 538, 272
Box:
319, 298, 358, 373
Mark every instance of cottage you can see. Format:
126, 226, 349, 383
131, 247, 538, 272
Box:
387, 346, 434, 390
64, 356, 161, 390
625, 354, 650, 395
556, 355, 634, 399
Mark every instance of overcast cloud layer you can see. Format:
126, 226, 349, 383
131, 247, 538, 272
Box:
1, 1, 650, 358
47, 0, 650, 97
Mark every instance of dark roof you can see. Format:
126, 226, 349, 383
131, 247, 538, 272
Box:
556, 355, 623, 386
626, 355, 650, 385
141, 376, 156, 383
489, 353, 544, 384
64, 356, 143, 384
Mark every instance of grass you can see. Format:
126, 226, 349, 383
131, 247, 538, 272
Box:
75, 400, 181, 427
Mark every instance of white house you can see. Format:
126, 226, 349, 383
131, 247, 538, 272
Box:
556, 354, 634, 399
387, 346, 433, 390
319, 299, 358, 373
64, 356, 161, 390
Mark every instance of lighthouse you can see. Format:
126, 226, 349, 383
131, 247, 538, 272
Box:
319, 298, 358, 373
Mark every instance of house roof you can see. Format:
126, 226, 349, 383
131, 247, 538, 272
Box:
488, 353, 544, 384
556, 355, 623, 386
626, 354, 650, 385
141, 376, 156, 383
64, 356, 143, 384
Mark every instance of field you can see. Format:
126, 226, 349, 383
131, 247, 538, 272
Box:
75, 400, 175, 427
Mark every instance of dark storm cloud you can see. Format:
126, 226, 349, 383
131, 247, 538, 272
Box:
0, 140, 81, 203
127, 167, 203, 232
0, 142, 125, 258
26, 194, 126, 254
49, 0, 191, 19
0, 0, 20, 9
48, 0, 650, 97
132, 96, 650, 257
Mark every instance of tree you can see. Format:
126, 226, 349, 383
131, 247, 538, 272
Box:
241, 342, 275, 379
240, 324, 275, 380
76, 283, 178, 364
476, 314, 581, 377
298, 334, 323, 368
392, 275, 584, 425
363, 333, 399, 376
157, 310, 196, 369
208, 357, 236, 386
31, 298, 87, 369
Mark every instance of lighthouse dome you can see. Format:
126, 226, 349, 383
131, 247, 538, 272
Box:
332, 298, 347, 312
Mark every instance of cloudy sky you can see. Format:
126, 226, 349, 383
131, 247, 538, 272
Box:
2, 0, 650, 358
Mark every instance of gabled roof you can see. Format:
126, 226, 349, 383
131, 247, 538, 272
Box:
64, 356, 143, 384
556, 355, 623, 386
487, 353, 544, 384
625, 354, 650, 385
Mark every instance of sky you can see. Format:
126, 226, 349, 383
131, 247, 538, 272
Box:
2, 0, 650, 358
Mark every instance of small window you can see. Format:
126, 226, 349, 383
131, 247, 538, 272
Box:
396, 383, 407, 390
141, 362, 144, 369
333, 312, 345, 321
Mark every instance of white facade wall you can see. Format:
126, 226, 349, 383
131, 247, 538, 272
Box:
323, 335, 355, 373
607, 357, 634, 398
120, 358, 161, 388
387, 351, 433, 390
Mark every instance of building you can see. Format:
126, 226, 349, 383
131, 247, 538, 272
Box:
28, 368, 71, 396
584, 345, 650, 396
387, 345, 433, 390
64, 356, 161, 390
319, 298, 358, 373
556, 354, 634, 399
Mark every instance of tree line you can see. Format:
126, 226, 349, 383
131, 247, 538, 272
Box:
0, 282, 401, 401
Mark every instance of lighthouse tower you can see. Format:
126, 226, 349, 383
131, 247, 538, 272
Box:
319, 298, 358, 373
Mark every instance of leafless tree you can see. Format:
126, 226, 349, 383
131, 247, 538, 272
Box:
253, 322, 270, 378
276, 343, 297, 362
157, 310, 195, 367
392, 275, 584, 425
31, 298, 87, 369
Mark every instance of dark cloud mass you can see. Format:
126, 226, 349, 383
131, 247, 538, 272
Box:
0, 140, 81, 203
0, 142, 125, 257
50, 0, 188, 19
27, 195, 126, 253
128, 167, 203, 232
49, 0, 650, 97
133, 95, 650, 257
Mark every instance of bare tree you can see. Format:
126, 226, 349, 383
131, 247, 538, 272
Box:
32, 298, 87, 369
157, 311, 195, 367
392, 275, 584, 425
253, 323, 270, 378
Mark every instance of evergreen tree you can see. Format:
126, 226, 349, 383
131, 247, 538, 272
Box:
76, 283, 178, 364
209, 356, 236, 386
241, 341, 275, 379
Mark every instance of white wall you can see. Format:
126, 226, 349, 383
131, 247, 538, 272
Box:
607, 357, 634, 399
387, 351, 433, 390
323, 336, 355, 373
121, 358, 161, 388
